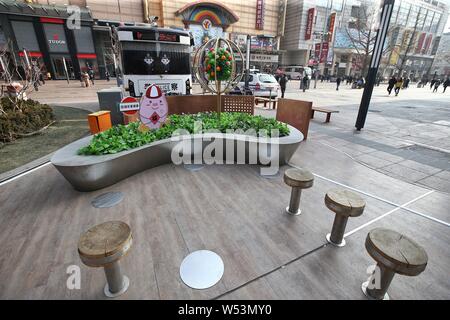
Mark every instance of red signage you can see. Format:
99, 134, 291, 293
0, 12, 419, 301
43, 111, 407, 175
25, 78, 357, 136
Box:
415, 33, 426, 54
305, 8, 315, 40
119, 97, 139, 115
256, 0, 265, 30
327, 13, 336, 42
314, 42, 328, 63
422, 34, 432, 55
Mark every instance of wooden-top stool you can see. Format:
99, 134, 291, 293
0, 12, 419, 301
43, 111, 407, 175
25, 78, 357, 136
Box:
284, 168, 314, 215
362, 228, 428, 300
325, 189, 365, 247
78, 221, 132, 298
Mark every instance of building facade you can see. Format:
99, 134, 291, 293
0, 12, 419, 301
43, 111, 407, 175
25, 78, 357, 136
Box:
381, 0, 449, 79
1, 0, 288, 79
280, 0, 355, 74
281, 0, 449, 79
430, 31, 450, 78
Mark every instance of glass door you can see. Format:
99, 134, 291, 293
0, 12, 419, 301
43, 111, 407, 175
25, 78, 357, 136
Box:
51, 55, 75, 80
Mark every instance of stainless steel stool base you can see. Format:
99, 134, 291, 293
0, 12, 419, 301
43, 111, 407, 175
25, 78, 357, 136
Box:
326, 233, 346, 247
361, 281, 390, 300
286, 206, 301, 216
184, 164, 204, 172
104, 275, 129, 298
180, 250, 224, 290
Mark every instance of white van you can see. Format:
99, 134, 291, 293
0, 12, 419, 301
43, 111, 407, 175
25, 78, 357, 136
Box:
282, 66, 312, 80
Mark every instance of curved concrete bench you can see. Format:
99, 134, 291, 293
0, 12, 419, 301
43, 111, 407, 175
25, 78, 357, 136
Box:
51, 124, 303, 192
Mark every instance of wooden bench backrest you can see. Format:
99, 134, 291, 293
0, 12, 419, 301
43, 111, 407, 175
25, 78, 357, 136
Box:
276, 98, 312, 140
167, 95, 254, 115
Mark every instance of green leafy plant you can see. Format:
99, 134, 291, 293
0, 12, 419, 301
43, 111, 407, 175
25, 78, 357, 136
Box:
78, 112, 290, 156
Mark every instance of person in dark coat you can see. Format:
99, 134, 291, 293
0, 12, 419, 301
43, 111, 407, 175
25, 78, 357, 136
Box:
443, 77, 449, 93
279, 74, 288, 98
387, 76, 396, 95
336, 77, 341, 91
302, 75, 308, 92
433, 79, 441, 93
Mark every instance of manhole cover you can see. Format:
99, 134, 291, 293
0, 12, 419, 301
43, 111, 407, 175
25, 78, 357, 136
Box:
91, 192, 124, 208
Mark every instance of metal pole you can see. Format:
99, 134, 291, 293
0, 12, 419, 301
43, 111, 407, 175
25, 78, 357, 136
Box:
244, 35, 251, 93
318, 0, 331, 74
366, 264, 396, 299
104, 261, 124, 294
355, 0, 395, 130
62, 57, 70, 84
286, 187, 302, 215
329, 214, 348, 244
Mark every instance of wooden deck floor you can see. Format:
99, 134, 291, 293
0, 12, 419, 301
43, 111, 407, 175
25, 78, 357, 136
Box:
0, 139, 448, 299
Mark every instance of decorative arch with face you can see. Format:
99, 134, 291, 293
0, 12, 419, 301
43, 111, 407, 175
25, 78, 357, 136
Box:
139, 84, 168, 130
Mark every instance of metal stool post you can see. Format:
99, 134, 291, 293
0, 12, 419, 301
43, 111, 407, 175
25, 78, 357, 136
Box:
78, 221, 132, 298
362, 228, 428, 300
325, 189, 365, 247
328, 214, 349, 245
283, 168, 314, 216
104, 261, 125, 294
364, 263, 396, 300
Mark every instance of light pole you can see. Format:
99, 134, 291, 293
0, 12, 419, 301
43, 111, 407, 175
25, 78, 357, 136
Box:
355, 0, 395, 131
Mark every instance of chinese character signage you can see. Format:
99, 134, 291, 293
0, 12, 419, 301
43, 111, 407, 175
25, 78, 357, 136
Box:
305, 8, 315, 40
327, 12, 336, 42
315, 42, 328, 63
256, 0, 265, 30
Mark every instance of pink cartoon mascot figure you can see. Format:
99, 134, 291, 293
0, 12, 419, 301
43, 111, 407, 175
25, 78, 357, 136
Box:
139, 84, 168, 130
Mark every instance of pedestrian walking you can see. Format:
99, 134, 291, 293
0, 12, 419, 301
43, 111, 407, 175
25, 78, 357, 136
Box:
403, 78, 410, 89
394, 77, 403, 96
430, 79, 436, 89
387, 76, 396, 95
442, 77, 449, 93
433, 79, 441, 93
279, 73, 288, 98
88, 66, 95, 85
336, 77, 341, 91
105, 69, 110, 82
302, 74, 308, 92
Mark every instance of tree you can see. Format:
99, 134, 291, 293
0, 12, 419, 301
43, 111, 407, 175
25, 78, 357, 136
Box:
395, 6, 424, 76
343, 0, 394, 76
0, 41, 41, 114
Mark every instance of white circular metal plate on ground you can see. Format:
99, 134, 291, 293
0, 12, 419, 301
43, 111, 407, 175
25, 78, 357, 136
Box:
91, 192, 124, 208
184, 164, 204, 172
180, 250, 224, 290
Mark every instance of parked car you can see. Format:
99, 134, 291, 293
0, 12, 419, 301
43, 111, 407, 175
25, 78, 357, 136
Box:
232, 73, 279, 98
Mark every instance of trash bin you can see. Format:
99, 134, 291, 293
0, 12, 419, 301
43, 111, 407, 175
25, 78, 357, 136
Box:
97, 87, 125, 126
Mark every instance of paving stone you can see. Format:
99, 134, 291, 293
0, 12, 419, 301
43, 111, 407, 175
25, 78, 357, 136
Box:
369, 150, 405, 163
433, 170, 450, 181
398, 160, 443, 175
382, 164, 429, 182
355, 154, 393, 169
417, 176, 450, 193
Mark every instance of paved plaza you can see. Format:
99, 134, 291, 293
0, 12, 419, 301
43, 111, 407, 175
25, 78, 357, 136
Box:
28, 80, 450, 194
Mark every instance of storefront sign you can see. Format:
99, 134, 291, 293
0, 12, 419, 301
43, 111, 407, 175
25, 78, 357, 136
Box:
305, 8, 315, 40
255, 0, 265, 30
327, 13, 336, 42
250, 54, 279, 63
119, 96, 139, 115
415, 32, 426, 54
315, 42, 328, 63
277, 0, 288, 36
422, 34, 432, 55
